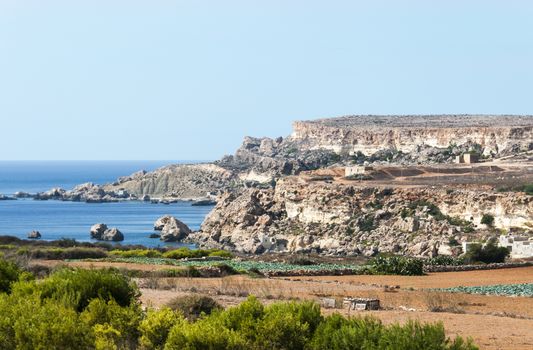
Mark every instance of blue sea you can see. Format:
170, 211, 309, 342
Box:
0, 161, 213, 247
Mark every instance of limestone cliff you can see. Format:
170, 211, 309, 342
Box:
192, 177, 533, 256
291, 115, 533, 157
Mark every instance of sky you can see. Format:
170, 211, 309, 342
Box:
0, 0, 532, 161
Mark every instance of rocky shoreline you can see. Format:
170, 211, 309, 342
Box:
5, 115, 532, 257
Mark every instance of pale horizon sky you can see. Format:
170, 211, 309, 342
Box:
1, 1, 532, 160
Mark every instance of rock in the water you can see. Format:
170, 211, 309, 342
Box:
102, 228, 124, 241
154, 215, 191, 242
90, 223, 108, 240
148, 233, 160, 238
0, 194, 15, 200
14, 191, 32, 198
27, 230, 41, 239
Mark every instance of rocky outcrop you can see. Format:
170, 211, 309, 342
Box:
194, 177, 533, 256
101, 228, 124, 242
90, 223, 108, 239
102, 164, 236, 200
154, 216, 192, 242
27, 230, 41, 239
89, 224, 124, 241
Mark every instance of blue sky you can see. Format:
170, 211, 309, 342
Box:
1, 0, 532, 160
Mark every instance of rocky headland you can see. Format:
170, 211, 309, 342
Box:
16, 115, 533, 257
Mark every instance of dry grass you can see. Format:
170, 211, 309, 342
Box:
424, 291, 465, 314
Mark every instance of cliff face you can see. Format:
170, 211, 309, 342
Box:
193, 177, 533, 256
291, 115, 533, 156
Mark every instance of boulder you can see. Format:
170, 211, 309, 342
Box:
154, 215, 192, 242
90, 223, 108, 240
27, 230, 41, 239
102, 228, 124, 241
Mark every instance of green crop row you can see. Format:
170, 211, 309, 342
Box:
437, 283, 533, 297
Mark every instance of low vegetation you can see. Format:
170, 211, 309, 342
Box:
438, 283, 533, 297
0, 258, 478, 349
368, 255, 424, 276
462, 239, 509, 264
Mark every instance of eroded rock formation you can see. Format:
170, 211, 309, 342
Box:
193, 177, 533, 256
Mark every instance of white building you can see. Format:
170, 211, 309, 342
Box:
345, 165, 373, 177
499, 234, 533, 258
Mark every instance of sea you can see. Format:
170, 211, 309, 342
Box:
0, 161, 213, 248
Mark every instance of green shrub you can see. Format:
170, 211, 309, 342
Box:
425, 256, 465, 266
30, 247, 108, 260
165, 317, 247, 350
0, 259, 27, 294
463, 240, 509, 264
166, 295, 222, 321
139, 307, 183, 350
109, 249, 162, 258
0, 293, 93, 350
208, 250, 234, 258
480, 214, 495, 227
255, 301, 322, 350
162, 247, 233, 260
163, 247, 206, 259
37, 268, 139, 311
80, 298, 142, 349
369, 255, 424, 276
379, 320, 477, 350
308, 314, 383, 350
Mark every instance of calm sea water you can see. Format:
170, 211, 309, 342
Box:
0, 161, 213, 247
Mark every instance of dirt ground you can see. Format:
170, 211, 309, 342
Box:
39, 260, 533, 349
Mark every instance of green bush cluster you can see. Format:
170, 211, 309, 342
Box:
110, 249, 163, 258
24, 247, 108, 260
162, 247, 233, 260
480, 214, 495, 227
0, 260, 477, 350
164, 296, 476, 350
166, 295, 222, 321
0, 259, 31, 293
424, 256, 465, 266
463, 240, 509, 264
369, 255, 424, 276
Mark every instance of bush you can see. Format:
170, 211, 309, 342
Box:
139, 307, 183, 350
308, 314, 383, 350
163, 247, 233, 260
0, 259, 27, 293
166, 295, 222, 321
463, 240, 509, 264
369, 255, 424, 276
208, 250, 234, 258
425, 256, 465, 266
30, 247, 108, 260
37, 268, 139, 311
0, 293, 93, 350
80, 298, 142, 349
480, 214, 495, 227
